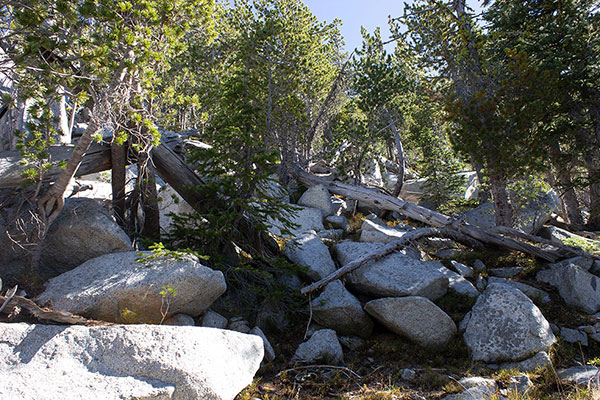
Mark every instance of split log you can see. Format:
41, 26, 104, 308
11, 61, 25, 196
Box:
292, 167, 591, 264
301, 227, 484, 295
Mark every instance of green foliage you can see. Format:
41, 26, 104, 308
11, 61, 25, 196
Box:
135, 242, 207, 263
561, 237, 600, 256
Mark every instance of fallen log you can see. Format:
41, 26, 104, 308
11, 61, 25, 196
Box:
292, 167, 590, 264
301, 227, 484, 295
0, 294, 110, 326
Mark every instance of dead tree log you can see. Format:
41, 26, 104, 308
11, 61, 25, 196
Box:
0, 293, 110, 326
292, 167, 591, 263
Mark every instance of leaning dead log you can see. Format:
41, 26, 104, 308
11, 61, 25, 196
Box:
292, 167, 590, 264
301, 227, 484, 295
0, 294, 110, 326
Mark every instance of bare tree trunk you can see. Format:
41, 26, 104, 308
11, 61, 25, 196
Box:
111, 142, 127, 230
548, 144, 585, 228
383, 107, 405, 197
139, 159, 160, 241
489, 170, 512, 227
471, 158, 490, 203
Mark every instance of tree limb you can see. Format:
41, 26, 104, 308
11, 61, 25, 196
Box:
301, 227, 483, 295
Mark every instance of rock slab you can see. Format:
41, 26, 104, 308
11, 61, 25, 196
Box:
0, 323, 263, 400
283, 232, 336, 281
311, 280, 373, 338
365, 297, 457, 348
37, 251, 226, 323
463, 283, 555, 363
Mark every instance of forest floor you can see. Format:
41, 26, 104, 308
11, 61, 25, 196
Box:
235, 249, 600, 400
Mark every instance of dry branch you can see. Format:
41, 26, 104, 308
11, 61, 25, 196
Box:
301, 227, 484, 295
0, 294, 110, 326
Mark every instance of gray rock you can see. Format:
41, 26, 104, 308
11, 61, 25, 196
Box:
359, 219, 408, 243
536, 262, 600, 314
488, 277, 551, 304
489, 267, 523, 278
463, 283, 555, 363
257, 175, 289, 202
560, 327, 588, 346
495, 351, 552, 372
228, 317, 251, 334
164, 313, 196, 326
0, 323, 263, 400
435, 248, 470, 259
458, 377, 497, 390
462, 191, 559, 234
473, 259, 486, 272
157, 184, 195, 233
508, 375, 533, 395
540, 226, 600, 252
250, 326, 276, 363
338, 336, 365, 351
550, 324, 560, 334
267, 206, 324, 237
451, 260, 475, 278
298, 185, 334, 216
283, 232, 336, 281
557, 366, 600, 386
365, 297, 457, 348
550, 256, 594, 271
38, 251, 226, 324
317, 229, 344, 240
401, 368, 417, 381
334, 242, 448, 300
291, 329, 343, 364
442, 386, 501, 400
325, 215, 350, 232
432, 262, 479, 297
476, 276, 487, 291
459, 312, 471, 333
579, 325, 597, 334
1, 198, 132, 280
590, 333, 600, 343
202, 310, 228, 329
311, 280, 373, 338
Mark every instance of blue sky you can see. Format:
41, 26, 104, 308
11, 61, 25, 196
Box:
302, 0, 483, 52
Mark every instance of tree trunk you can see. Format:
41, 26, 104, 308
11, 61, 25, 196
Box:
548, 144, 585, 228
111, 142, 127, 230
139, 160, 160, 241
489, 170, 512, 227
383, 107, 405, 197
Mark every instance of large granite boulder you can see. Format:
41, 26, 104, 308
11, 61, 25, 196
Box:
463, 283, 555, 363
365, 297, 457, 348
431, 262, 479, 298
487, 277, 550, 304
283, 232, 336, 281
536, 261, 600, 314
37, 251, 226, 323
311, 280, 373, 338
298, 185, 334, 216
1, 198, 132, 280
0, 323, 263, 400
334, 242, 448, 300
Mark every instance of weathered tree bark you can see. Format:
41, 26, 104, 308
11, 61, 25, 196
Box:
488, 170, 513, 227
547, 144, 585, 229
111, 142, 127, 229
139, 161, 160, 241
1, 293, 110, 326
301, 227, 484, 295
383, 107, 405, 197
